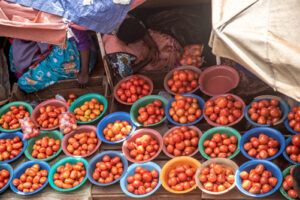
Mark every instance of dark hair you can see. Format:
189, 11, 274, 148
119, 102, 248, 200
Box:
117, 18, 146, 44
292, 165, 300, 187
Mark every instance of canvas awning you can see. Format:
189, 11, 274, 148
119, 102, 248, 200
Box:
209, 0, 300, 101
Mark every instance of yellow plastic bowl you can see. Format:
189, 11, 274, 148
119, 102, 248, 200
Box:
160, 156, 201, 194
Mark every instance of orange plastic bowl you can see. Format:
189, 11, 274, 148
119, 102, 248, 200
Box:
160, 156, 201, 194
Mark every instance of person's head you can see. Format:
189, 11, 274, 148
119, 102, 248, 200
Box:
116, 18, 146, 44
292, 165, 300, 198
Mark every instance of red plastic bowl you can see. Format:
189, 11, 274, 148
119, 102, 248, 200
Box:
122, 128, 163, 163
199, 65, 239, 96
31, 99, 69, 131
203, 94, 245, 127
162, 126, 202, 158
114, 75, 154, 105
163, 66, 201, 95
62, 125, 101, 158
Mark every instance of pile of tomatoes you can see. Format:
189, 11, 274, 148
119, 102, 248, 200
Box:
248, 99, 282, 125
127, 134, 159, 162
0, 105, 30, 130
31, 136, 60, 159
137, 100, 165, 126
116, 75, 151, 104
0, 169, 10, 189
205, 95, 243, 125
167, 164, 196, 191
103, 120, 133, 142
166, 69, 199, 94
287, 105, 300, 132
0, 136, 23, 161
243, 134, 279, 159
203, 133, 237, 158
92, 155, 123, 184
59, 112, 77, 134
66, 131, 98, 156
286, 134, 300, 163
74, 98, 104, 122
282, 166, 298, 199
21, 117, 40, 140
53, 162, 86, 189
199, 162, 235, 192
126, 166, 159, 195
163, 126, 199, 157
66, 94, 77, 106
169, 95, 202, 124
12, 164, 48, 193
239, 164, 278, 194
36, 105, 66, 128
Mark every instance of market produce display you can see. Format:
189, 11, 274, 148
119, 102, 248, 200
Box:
125, 165, 159, 195
36, 105, 66, 128
287, 104, 300, 132
92, 155, 124, 184
31, 136, 60, 159
247, 98, 282, 125
59, 112, 77, 134
136, 100, 165, 126
12, 164, 48, 193
103, 120, 133, 142
0, 169, 10, 189
74, 98, 104, 122
163, 126, 199, 157
66, 94, 77, 106
53, 161, 86, 189
285, 135, 300, 163
204, 94, 244, 126
281, 166, 298, 199
0, 136, 23, 162
21, 117, 40, 139
202, 133, 238, 158
166, 69, 199, 94
0, 105, 30, 130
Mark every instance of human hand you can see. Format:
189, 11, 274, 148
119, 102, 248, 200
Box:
77, 71, 89, 88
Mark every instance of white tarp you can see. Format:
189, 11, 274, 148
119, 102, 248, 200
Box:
209, 0, 300, 101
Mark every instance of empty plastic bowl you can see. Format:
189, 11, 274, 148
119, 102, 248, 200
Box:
120, 162, 161, 198
69, 93, 108, 124
97, 112, 136, 144
240, 127, 285, 160
284, 103, 300, 134
0, 101, 33, 133
283, 136, 299, 165
0, 132, 27, 164
163, 66, 201, 95
130, 95, 168, 127
165, 93, 205, 126
244, 96, 289, 127
62, 125, 101, 157
280, 165, 297, 200
24, 130, 63, 162
203, 94, 245, 127
114, 75, 154, 105
10, 161, 50, 195
31, 99, 69, 131
0, 163, 13, 194
122, 128, 163, 163
198, 126, 241, 160
48, 157, 88, 192
87, 151, 128, 186
199, 65, 239, 96
235, 160, 282, 197
162, 125, 202, 158
160, 156, 201, 194
195, 158, 238, 195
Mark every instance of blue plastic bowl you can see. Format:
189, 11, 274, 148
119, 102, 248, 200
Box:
235, 160, 282, 197
0, 163, 13, 194
283, 136, 299, 165
87, 151, 128, 186
165, 93, 205, 126
0, 132, 27, 164
10, 161, 50, 195
284, 103, 300, 134
120, 162, 161, 198
244, 98, 289, 127
240, 127, 285, 160
97, 112, 136, 144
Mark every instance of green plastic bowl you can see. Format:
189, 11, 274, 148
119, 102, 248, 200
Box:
48, 157, 88, 192
198, 126, 241, 160
69, 93, 108, 124
280, 165, 297, 200
0, 101, 33, 132
24, 130, 63, 162
130, 95, 169, 127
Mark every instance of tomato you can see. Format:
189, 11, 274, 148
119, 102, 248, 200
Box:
288, 189, 298, 198
292, 135, 300, 147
